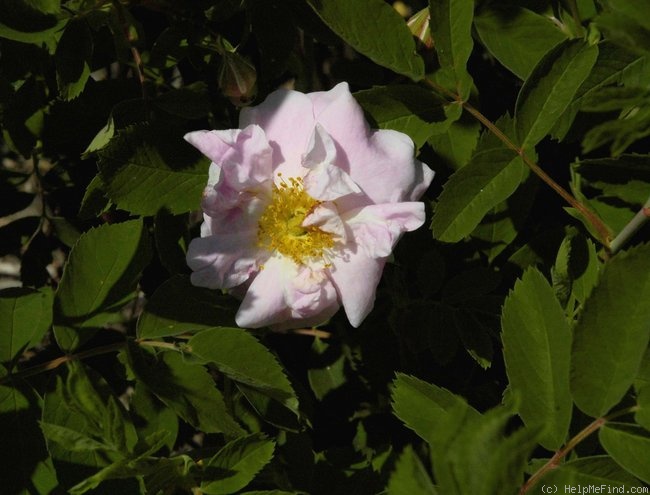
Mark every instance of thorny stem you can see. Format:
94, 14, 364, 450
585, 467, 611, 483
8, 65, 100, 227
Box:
0, 338, 190, 385
0, 341, 126, 384
423, 78, 613, 248
609, 196, 650, 254
518, 406, 640, 495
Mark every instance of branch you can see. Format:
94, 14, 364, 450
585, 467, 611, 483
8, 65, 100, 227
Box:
518, 406, 639, 494
423, 77, 613, 248
609, 196, 650, 254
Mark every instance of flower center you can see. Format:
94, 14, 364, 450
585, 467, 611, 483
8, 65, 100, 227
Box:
257, 176, 334, 264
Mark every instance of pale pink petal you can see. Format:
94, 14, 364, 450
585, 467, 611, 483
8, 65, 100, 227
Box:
301, 125, 361, 200
240, 89, 315, 178
302, 202, 347, 242
187, 231, 263, 289
236, 256, 341, 329
309, 82, 370, 155
410, 158, 436, 201
285, 266, 338, 319
344, 202, 426, 258
184, 126, 273, 189
329, 249, 386, 328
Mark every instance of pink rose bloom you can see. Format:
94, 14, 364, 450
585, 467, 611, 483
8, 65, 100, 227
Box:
185, 82, 434, 330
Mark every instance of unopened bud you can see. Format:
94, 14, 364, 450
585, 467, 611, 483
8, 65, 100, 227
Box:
407, 7, 433, 49
218, 51, 257, 106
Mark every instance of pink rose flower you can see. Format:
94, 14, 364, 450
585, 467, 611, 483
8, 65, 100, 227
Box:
185, 82, 434, 330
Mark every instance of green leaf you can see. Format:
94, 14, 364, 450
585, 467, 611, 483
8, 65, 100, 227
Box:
189, 328, 299, 415
40, 422, 112, 452
428, 0, 474, 99
600, 423, 650, 483
529, 456, 644, 494
0, 2, 64, 52
501, 268, 572, 450
201, 434, 275, 495
596, 2, 650, 55
54, 219, 151, 351
0, 381, 58, 495
391, 373, 479, 446
98, 123, 210, 215
582, 106, 650, 156
387, 445, 437, 495
474, 5, 566, 80
137, 275, 237, 339
353, 85, 447, 150
515, 40, 599, 150
552, 43, 648, 140
571, 243, 650, 417
636, 386, 650, 431
130, 384, 178, 452
42, 364, 140, 493
471, 170, 537, 262
307, 338, 347, 401
0, 287, 52, 365
55, 18, 93, 100
434, 405, 539, 495
64, 361, 137, 453
427, 114, 481, 170
126, 343, 244, 437
431, 150, 525, 242
305, 0, 424, 80
78, 174, 110, 219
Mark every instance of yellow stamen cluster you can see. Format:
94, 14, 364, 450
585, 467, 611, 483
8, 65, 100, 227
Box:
257, 176, 334, 264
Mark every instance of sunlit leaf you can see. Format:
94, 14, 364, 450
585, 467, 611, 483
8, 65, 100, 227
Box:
387, 445, 437, 495
98, 123, 209, 215
54, 219, 151, 351
600, 423, 650, 483
431, 150, 525, 242
305, 0, 424, 80
501, 268, 572, 449
0, 287, 52, 366
571, 243, 650, 417
189, 328, 299, 415
428, 0, 474, 99
515, 40, 598, 150
201, 434, 275, 495
475, 5, 566, 79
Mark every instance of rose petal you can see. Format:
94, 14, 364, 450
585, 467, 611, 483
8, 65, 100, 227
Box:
344, 202, 426, 258
187, 231, 262, 289
302, 202, 347, 242
185, 126, 273, 189
240, 89, 315, 178
236, 256, 340, 329
301, 125, 361, 201
328, 248, 386, 328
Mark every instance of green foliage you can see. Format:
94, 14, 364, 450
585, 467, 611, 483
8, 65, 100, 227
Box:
571, 243, 650, 417
501, 268, 572, 450
354, 85, 447, 150
474, 4, 567, 80
53, 219, 151, 351
201, 434, 275, 494
428, 0, 474, 99
387, 445, 437, 495
189, 328, 299, 416
432, 149, 525, 242
2, 1, 650, 493
0, 287, 51, 366
515, 40, 599, 150
306, 0, 424, 80
98, 123, 210, 216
